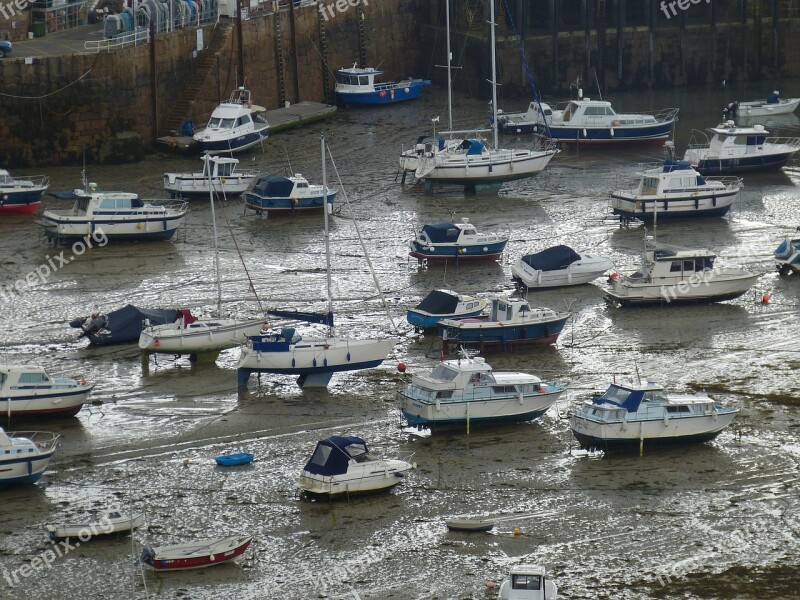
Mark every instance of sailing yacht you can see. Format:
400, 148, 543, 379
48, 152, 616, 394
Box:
237, 135, 397, 388
138, 155, 264, 356
413, 0, 558, 189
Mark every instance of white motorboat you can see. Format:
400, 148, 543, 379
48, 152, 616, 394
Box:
606, 236, 760, 306
46, 509, 144, 542
498, 564, 558, 599
724, 91, 800, 118
140, 535, 252, 571
244, 172, 337, 215
570, 380, 739, 449
398, 351, 564, 430
163, 156, 257, 198
0, 365, 93, 419
775, 226, 800, 275
409, 218, 509, 263
296, 435, 414, 498
237, 135, 398, 388
0, 428, 60, 486
683, 120, 800, 174
193, 87, 269, 155
511, 245, 614, 289
611, 141, 742, 222
40, 183, 187, 243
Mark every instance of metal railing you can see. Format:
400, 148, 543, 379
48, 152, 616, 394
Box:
84, 28, 150, 53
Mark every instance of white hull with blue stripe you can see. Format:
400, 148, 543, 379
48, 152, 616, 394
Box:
0, 429, 60, 486
193, 87, 270, 155
0, 366, 93, 418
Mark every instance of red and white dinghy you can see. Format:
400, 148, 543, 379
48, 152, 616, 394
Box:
140, 535, 252, 571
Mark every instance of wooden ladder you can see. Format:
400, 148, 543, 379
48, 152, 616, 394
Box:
355, 0, 367, 68
317, 4, 334, 104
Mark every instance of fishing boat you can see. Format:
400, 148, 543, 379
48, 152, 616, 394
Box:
0, 169, 49, 214
215, 452, 254, 466
406, 289, 487, 330
438, 296, 570, 354
236, 135, 397, 388
414, 0, 558, 190
46, 509, 144, 542
398, 351, 564, 429
570, 380, 739, 449
724, 91, 800, 118
511, 245, 614, 289
0, 428, 60, 486
70, 305, 179, 346
408, 218, 508, 263
605, 236, 760, 306
141, 156, 264, 356
0, 365, 93, 419
296, 435, 414, 498
498, 565, 558, 600
610, 142, 742, 222
775, 226, 800, 275
41, 184, 188, 243
193, 87, 269, 154
498, 92, 678, 144
445, 518, 495, 532
163, 156, 257, 198
244, 173, 337, 215
335, 64, 430, 105
683, 120, 800, 174
140, 535, 252, 571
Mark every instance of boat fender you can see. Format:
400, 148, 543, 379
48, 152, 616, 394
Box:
539, 386, 546, 394
483, 246, 488, 252
323, 358, 328, 367
518, 392, 524, 405
663, 414, 669, 426
346, 352, 351, 361
293, 198, 299, 205
137, 223, 143, 230
313, 358, 317, 368
435, 398, 441, 411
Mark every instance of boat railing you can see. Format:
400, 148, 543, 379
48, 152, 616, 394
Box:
687, 129, 711, 149
9, 431, 61, 449
705, 176, 744, 190
653, 107, 680, 123
9, 174, 50, 188
765, 136, 800, 148
634, 161, 666, 173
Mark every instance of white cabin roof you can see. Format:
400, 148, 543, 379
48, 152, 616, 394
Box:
709, 120, 770, 135
510, 565, 547, 577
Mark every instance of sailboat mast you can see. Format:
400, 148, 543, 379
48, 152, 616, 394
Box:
489, 0, 499, 150
207, 155, 222, 316
446, 0, 453, 132
321, 134, 334, 335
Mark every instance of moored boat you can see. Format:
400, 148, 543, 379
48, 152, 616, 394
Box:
445, 518, 495, 532
0, 365, 93, 419
724, 91, 800, 118
46, 510, 144, 542
193, 87, 269, 154
0, 169, 49, 214
0, 428, 60, 486
498, 564, 558, 600
215, 452, 254, 466
140, 535, 252, 571
775, 226, 800, 275
407, 289, 487, 330
335, 65, 430, 105
70, 305, 180, 346
296, 435, 414, 498
570, 380, 739, 449
244, 173, 337, 215
139, 310, 264, 355
409, 218, 508, 263
511, 245, 614, 289
163, 156, 257, 198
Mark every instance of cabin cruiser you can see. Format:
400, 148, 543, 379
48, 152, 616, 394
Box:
775, 226, 800, 275
335, 65, 430, 105
499, 564, 558, 599
193, 87, 270, 154
683, 120, 800, 174
244, 173, 337, 214
0, 365, 93, 419
0, 169, 49, 214
570, 380, 739, 449
163, 156, 257, 198
511, 245, 614, 289
409, 218, 508, 263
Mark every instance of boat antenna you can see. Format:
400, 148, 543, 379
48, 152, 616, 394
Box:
206, 154, 223, 317
489, 0, 499, 151
446, 0, 453, 132
634, 361, 641, 385
593, 68, 603, 101
321, 134, 334, 336
283, 146, 293, 174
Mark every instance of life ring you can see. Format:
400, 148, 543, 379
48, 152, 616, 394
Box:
379, 91, 387, 97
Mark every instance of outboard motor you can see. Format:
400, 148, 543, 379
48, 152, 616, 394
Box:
80, 314, 109, 339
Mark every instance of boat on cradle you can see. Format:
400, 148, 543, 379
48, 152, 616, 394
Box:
296, 435, 414, 498
0, 169, 49, 214
499, 94, 678, 144
140, 535, 252, 571
46, 509, 144, 542
41, 184, 188, 243
70, 305, 179, 346
215, 452, 254, 466
0, 365, 93, 419
406, 289, 487, 330
570, 380, 739, 449
511, 245, 614, 289
398, 351, 564, 430
683, 120, 800, 174
0, 427, 60, 486
499, 564, 558, 600
236, 134, 398, 388
335, 64, 430, 105
409, 218, 508, 263
724, 91, 800, 119
437, 296, 570, 354
414, 0, 558, 190
163, 156, 257, 198
445, 518, 495, 532
193, 87, 269, 154
605, 236, 760, 306
244, 173, 337, 215
139, 309, 264, 356
775, 226, 800, 275
399, 134, 459, 175
610, 141, 742, 222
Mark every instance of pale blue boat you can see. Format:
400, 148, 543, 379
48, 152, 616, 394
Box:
215, 452, 254, 467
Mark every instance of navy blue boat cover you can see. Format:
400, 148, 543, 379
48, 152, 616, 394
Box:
71, 304, 178, 345
414, 290, 460, 315
661, 160, 693, 172
421, 223, 460, 243
251, 176, 293, 198
303, 436, 369, 476
459, 139, 485, 155
267, 309, 334, 327
521, 245, 581, 271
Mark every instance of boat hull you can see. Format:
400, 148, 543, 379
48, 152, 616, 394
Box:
0, 387, 93, 419
297, 466, 411, 498
139, 320, 265, 354
163, 175, 255, 198
0, 198, 41, 214
336, 81, 429, 105
694, 152, 795, 174
606, 272, 760, 306
532, 122, 674, 143
0, 448, 56, 486
409, 240, 507, 262
244, 190, 337, 214
47, 514, 144, 542
215, 453, 254, 466
610, 193, 737, 221
734, 98, 800, 117
438, 315, 569, 352
41, 214, 186, 242
195, 128, 269, 155
142, 536, 252, 571
416, 149, 558, 185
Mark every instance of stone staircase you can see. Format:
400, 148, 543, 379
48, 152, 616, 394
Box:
162, 21, 234, 135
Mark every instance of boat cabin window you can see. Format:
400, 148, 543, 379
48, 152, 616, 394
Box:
670, 261, 683, 273
344, 442, 368, 460
683, 260, 695, 272
512, 574, 541, 590
308, 444, 332, 468
605, 106, 616, 115
563, 102, 578, 121
236, 115, 252, 127
17, 372, 49, 384
462, 227, 476, 236
667, 176, 695, 189
297, 182, 308, 189
218, 162, 234, 177
211, 118, 235, 129
359, 75, 369, 85
430, 365, 459, 381
437, 390, 453, 399
666, 405, 691, 413
584, 106, 606, 116
642, 177, 660, 194
492, 385, 518, 394
601, 385, 633, 404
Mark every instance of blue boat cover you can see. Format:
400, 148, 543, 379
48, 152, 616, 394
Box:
414, 290, 460, 315
267, 309, 334, 327
70, 304, 178, 345
662, 160, 693, 172
521, 245, 580, 271
459, 139, 485, 155
591, 384, 645, 412
251, 176, 294, 198
767, 91, 780, 104
416, 135, 447, 151
421, 223, 460, 243
303, 436, 369, 476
